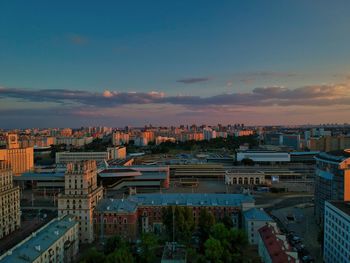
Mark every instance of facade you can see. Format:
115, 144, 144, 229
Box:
309, 136, 350, 152
58, 161, 103, 243
225, 170, 265, 185
234, 130, 254, 137
94, 193, 255, 241
258, 223, 299, 263
0, 215, 79, 263
314, 150, 350, 223
56, 136, 93, 147
107, 146, 126, 160
280, 134, 301, 150
323, 201, 350, 263
55, 151, 109, 164
243, 208, 274, 244
112, 131, 130, 146
0, 134, 34, 175
0, 161, 21, 239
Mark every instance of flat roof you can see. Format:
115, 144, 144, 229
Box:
244, 208, 273, 221
96, 198, 138, 213
96, 193, 254, 213
327, 201, 350, 216
316, 150, 350, 163
0, 215, 78, 263
129, 193, 254, 207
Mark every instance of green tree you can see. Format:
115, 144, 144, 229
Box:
198, 208, 215, 244
139, 232, 159, 263
80, 248, 105, 263
104, 235, 124, 254
162, 206, 195, 243
204, 237, 224, 263
105, 245, 134, 263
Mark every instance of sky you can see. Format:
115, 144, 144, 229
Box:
0, 0, 350, 128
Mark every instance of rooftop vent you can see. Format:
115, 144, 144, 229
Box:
54, 230, 59, 236
35, 245, 41, 252
107, 206, 110, 211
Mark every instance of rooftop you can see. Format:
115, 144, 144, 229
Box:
96, 198, 138, 213
244, 208, 273, 221
96, 193, 254, 213
0, 215, 78, 263
316, 150, 350, 163
258, 224, 297, 263
129, 193, 254, 207
327, 200, 350, 217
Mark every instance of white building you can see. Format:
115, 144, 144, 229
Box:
203, 128, 216, 141
0, 215, 79, 263
324, 201, 350, 263
225, 170, 265, 185
243, 208, 275, 244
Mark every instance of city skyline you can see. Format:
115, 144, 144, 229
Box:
1, 1, 350, 128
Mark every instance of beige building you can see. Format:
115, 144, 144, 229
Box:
0, 215, 79, 263
0, 160, 21, 239
309, 136, 350, 152
58, 161, 103, 243
0, 134, 34, 175
107, 146, 126, 159
225, 170, 265, 185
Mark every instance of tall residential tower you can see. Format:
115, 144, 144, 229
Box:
58, 160, 103, 243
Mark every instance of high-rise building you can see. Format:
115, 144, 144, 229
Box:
0, 161, 21, 239
0, 134, 34, 175
314, 150, 350, 223
58, 161, 103, 243
323, 201, 350, 263
112, 131, 130, 146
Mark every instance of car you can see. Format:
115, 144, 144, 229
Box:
302, 255, 314, 263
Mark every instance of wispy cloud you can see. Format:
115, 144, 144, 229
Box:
1, 84, 350, 108
176, 77, 211, 84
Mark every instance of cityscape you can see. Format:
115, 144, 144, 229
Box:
1, 1, 350, 263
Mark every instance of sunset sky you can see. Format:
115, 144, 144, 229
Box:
1, 0, 350, 128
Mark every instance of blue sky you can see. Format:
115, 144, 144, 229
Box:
1, 1, 350, 127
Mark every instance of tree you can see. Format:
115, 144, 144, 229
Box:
221, 214, 234, 229
80, 248, 106, 263
104, 235, 123, 255
139, 232, 159, 263
162, 206, 195, 244
204, 237, 224, 263
198, 208, 215, 244
105, 245, 134, 263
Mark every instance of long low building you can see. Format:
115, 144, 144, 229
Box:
236, 150, 291, 163
170, 164, 225, 179
94, 193, 255, 240
0, 215, 79, 263
225, 170, 265, 185
14, 165, 170, 195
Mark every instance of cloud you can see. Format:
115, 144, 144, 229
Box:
1, 84, 350, 109
176, 77, 211, 84
69, 34, 88, 45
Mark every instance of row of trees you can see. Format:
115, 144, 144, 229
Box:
162, 207, 250, 263
149, 135, 258, 154
80, 233, 159, 263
